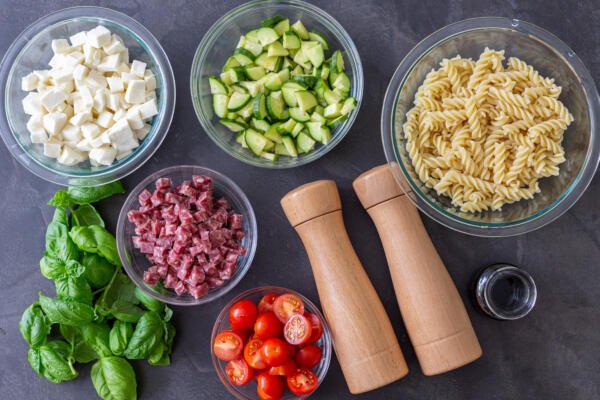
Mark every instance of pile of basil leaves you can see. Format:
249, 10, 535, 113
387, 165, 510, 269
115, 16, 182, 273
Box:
18, 182, 176, 400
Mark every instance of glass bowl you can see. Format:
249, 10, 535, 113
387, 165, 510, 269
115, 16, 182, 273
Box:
116, 165, 257, 306
0, 6, 176, 187
191, 0, 363, 168
211, 286, 332, 399
382, 17, 600, 237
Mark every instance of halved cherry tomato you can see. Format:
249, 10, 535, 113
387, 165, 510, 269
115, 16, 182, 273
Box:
284, 313, 312, 345
225, 359, 254, 386
213, 330, 244, 361
254, 312, 282, 340
268, 359, 297, 377
304, 312, 323, 344
273, 293, 304, 323
258, 293, 279, 313
244, 338, 268, 370
260, 338, 290, 367
257, 372, 284, 400
229, 299, 258, 331
295, 345, 322, 369
287, 368, 319, 396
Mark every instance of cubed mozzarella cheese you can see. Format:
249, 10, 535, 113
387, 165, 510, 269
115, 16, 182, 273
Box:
106, 119, 138, 150
85, 70, 107, 91
33, 70, 50, 83
87, 25, 112, 48
44, 142, 62, 158
41, 88, 68, 111
103, 35, 126, 55
70, 112, 92, 126
139, 98, 158, 120
96, 111, 114, 128
119, 48, 129, 64
124, 80, 146, 104
22, 92, 43, 115
81, 122, 101, 139
76, 138, 93, 152
120, 72, 136, 84
135, 123, 151, 141
107, 93, 122, 111
42, 112, 67, 136
144, 70, 156, 91
64, 51, 85, 66
113, 108, 127, 122
48, 54, 66, 69
51, 39, 71, 54
29, 126, 48, 144
89, 146, 117, 166
22, 73, 39, 91
130, 60, 146, 78
61, 124, 82, 143
97, 54, 120, 72
72, 64, 89, 81
57, 145, 86, 165
106, 76, 124, 93
93, 90, 106, 113
126, 107, 144, 129
69, 31, 87, 47
50, 68, 73, 86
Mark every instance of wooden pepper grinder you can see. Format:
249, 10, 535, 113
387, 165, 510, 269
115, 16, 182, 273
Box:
281, 180, 408, 394
353, 165, 482, 376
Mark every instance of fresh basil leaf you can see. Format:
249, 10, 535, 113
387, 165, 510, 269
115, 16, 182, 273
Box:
60, 324, 98, 364
56, 275, 93, 305
69, 225, 120, 266
81, 323, 113, 358
110, 300, 145, 323
48, 190, 74, 207
67, 181, 125, 205
82, 253, 116, 289
28, 345, 78, 383
19, 302, 51, 348
40, 257, 85, 281
164, 321, 176, 348
91, 357, 137, 400
97, 273, 142, 322
123, 311, 163, 359
148, 342, 170, 366
46, 339, 72, 360
39, 293, 95, 326
134, 287, 163, 313
46, 207, 79, 262
109, 321, 134, 356
163, 306, 173, 322
72, 204, 105, 227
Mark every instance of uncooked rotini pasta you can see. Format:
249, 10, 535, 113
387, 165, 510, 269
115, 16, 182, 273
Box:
402, 48, 573, 212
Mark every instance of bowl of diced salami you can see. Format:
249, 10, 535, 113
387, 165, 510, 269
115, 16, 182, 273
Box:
116, 165, 257, 305
0, 6, 175, 186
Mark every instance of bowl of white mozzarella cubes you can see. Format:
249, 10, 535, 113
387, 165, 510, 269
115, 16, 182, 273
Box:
0, 6, 175, 186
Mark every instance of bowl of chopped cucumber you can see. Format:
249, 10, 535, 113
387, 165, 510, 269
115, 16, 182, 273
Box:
191, 0, 363, 168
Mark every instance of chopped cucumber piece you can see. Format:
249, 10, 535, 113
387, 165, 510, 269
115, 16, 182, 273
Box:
231, 84, 249, 94
242, 40, 263, 57
264, 123, 283, 143
213, 94, 228, 118
306, 121, 331, 143
296, 131, 316, 153
209, 76, 228, 95
264, 138, 275, 152
283, 31, 301, 49
263, 72, 283, 90
291, 122, 304, 137
223, 56, 241, 71
233, 48, 255, 65
256, 53, 281, 71
255, 27, 280, 46
292, 49, 311, 69
245, 128, 268, 155
327, 114, 348, 129
291, 20, 309, 40
289, 107, 311, 122
323, 87, 342, 105
268, 41, 289, 57
236, 132, 248, 148
253, 93, 267, 120
239, 80, 263, 96
281, 135, 298, 157
291, 74, 317, 88
252, 118, 270, 132
332, 72, 351, 92
261, 15, 285, 28
266, 91, 287, 120
238, 100, 255, 120
341, 97, 357, 115
260, 152, 278, 161
295, 90, 318, 112
305, 43, 325, 68
311, 111, 326, 123
331, 50, 345, 73
275, 143, 290, 156
281, 81, 305, 107
324, 103, 342, 118
227, 91, 252, 111
273, 19, 290, 36
245, 29, 260, 42
220, 118, 247, 132
308, 31, 330, 50
245, 66, 266, 81
277, 118, 296, 134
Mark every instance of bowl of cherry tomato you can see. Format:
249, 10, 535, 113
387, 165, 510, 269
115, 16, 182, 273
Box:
211, 286, 332, 399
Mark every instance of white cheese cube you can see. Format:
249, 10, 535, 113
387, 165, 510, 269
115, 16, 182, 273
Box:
89, 146, 117, 166
85, 70, 107, 91
73, 64, 89, 81
64, 51, 85, 66
93, 90, 106, 113
97, 54, 120, 72
69, 31, 88, 47
44, 142, 62, 158
106, 76, 124, 93
126, 107, 144, 129
42, 112, 67, 136
64, 104, 74, 119
139, 98, 158, 120
26, 115, 43, 132
119, 48, 129, 64
106, 93, 122, 111
22, 92, 43, 115
29, 126, 48, 144
52, 39, 72, 54
97, 111, 114, 128
33, 70, 50, 83
87, 25, 112, 48
76, 138, 93, 151
22, 73, 39, 91
41, 88, 68, 111
50, 68, 73, 86
120, 72, 136, 84
81, 122, 101, 139
48, 54, 67, 69
61, 124, 82, 143
116, 149, 132, 160
37, 82, 49, 93
100, 131, 112, 144
144, 70, 156, 91
57, 145, 86, 165
124, 80, 145, 104
103, 35, 126, 55
83, 46, 103, 67
130, 60, 146, 78
135, 123, 151, 141
113, 108, 127, 121
106, 118, 137, 149
58, 80, 75, 94
70, 112, 92, 126
90, 133, 106, 148
117, 63, 130, 73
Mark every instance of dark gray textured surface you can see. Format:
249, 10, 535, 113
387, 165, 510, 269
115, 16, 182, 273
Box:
1, 0, 599, 399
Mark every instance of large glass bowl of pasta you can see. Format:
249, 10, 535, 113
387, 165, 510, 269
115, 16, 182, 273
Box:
382, 17, 600, 237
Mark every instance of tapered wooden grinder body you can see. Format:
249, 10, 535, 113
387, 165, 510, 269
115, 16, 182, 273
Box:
353, 165, 482, 376
281, 180, 408, 394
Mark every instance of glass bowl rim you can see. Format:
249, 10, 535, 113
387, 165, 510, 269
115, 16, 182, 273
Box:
210, 285, 332, 399
0, 6, 176, 186
116, 164, 258, 306
190, 0, 364, 169
382, 17, 600, 237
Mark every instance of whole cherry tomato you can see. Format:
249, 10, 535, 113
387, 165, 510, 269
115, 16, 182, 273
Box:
254, 311, 283, 340
260, 338, 290, 367
304, 312, 323, 344
258, 293, 279, 313
257, 372, 284, 400
229, 299, 258, 331
295, 344, 322, 369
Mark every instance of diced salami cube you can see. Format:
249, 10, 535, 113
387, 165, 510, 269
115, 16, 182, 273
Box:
157, 265, 168, 278
220, 262, 236, 280
228, 213, 243, 230
235, 230, 245, 241
174, 281, 187, 296
139, 241, 154, 254
187, 265, 206, 286
177, 264, 190, 281
143, 270, 159, 285
192, 175, 212, 189
138, 189, 152, 206
189, 283, 209, 299
127, 210, 145, 225
164, 273, 178, 289
207, 277, 224, 288
203, 263, 217, 277
156, 177, 172, 190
